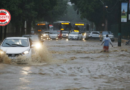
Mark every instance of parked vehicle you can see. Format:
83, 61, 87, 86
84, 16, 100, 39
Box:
68, 32, 82, 40
0, 37, 32, 59
88, 31, 100, 39
100, 31, 115, 41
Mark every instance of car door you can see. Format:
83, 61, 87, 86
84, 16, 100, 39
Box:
78, 33, 82, 39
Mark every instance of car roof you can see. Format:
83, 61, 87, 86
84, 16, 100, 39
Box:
91, 31, 100, 32
70, 32, 78, 33
62, 31, 69, 32
23, 34, 38, 36
6, 37, 28, 39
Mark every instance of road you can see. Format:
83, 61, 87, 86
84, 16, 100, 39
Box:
0, 39, 130, 90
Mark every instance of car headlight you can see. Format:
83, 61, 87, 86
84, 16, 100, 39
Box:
0, 50, 4, 55
84, 33, 86, 36
23, 50, 29, 55
66, 34, 68, 36
43, 34, 46, 36
35, 43, 42, 49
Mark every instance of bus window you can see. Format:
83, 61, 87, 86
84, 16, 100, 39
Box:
53, 21, 72, 32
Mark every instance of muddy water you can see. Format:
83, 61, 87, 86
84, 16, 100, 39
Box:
0, 40, 130, 90
0, 44, 60, 65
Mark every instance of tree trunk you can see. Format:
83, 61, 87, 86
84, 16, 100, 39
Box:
0, 26, 3, 41
15, 25, 21, 36
21, 21, 25, 36
27, 20, 32, 34
4, 26, 7, 39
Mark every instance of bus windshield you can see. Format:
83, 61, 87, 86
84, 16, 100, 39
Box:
61, 25, 71, 31
53, 22, 71, 31
74, 26, 85, 33
36, 25, 47, 30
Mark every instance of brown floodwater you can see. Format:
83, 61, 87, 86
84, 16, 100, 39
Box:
0, 39, 130, 90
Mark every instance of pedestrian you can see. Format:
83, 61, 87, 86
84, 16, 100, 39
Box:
101, 34, 113, 52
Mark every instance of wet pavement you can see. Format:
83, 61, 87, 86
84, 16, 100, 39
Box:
0, 39, 130, 90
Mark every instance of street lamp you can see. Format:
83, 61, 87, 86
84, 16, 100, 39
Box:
104, 5, 108, 31
105, 6, 108, 8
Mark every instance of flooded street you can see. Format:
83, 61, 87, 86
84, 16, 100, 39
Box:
0, 40, 130, 90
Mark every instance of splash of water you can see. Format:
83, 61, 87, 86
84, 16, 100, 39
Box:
0, 49, 11, 64
0, 44, 61, 65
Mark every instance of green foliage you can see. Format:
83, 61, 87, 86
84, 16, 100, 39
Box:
70, 0, 128, 30
0, 0, 68, 34
0, 0, 67, 25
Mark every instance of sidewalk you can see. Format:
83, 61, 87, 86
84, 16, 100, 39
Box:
115, 38, 129, 43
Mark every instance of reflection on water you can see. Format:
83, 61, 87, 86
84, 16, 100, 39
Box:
22, 67, 31, 71
22, 71, 28, 75
66, 39, 69, 41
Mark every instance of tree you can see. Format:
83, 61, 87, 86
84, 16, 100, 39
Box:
70, 0, 128, 31
0, 0, 68, 37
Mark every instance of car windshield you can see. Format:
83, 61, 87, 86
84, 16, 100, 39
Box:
70, 32, 78, 34
2, 39, 29, 47
44, 32, 49, 34
92, 32, 99, 34
62, 31, 69, 34
102, 31, 111, 35
49, 31, 58, 34
23, 35, 40, 41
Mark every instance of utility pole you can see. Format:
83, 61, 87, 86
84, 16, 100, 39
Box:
118, 1, 122, 47
0, 27, 3, 41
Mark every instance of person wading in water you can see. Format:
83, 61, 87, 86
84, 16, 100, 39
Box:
101, 34, 113, 52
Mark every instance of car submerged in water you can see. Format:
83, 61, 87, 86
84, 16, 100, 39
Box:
0, 37, 32, 59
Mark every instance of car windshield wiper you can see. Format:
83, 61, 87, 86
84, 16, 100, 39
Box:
6, 43, 14, 46
12, 44, 25, 47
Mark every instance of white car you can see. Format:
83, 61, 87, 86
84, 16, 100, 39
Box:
62, 31, 69, 38
100, 31, 115, 41
0, 37, 32, 59
68, 32, 82, 40
88, 31, 100, 39
42, 31, 50, 40
49, 31, 59, 40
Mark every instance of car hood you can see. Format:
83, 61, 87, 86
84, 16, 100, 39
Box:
49, 34, 58, 36
0, 47, 30, 54
69, 34, 78, 36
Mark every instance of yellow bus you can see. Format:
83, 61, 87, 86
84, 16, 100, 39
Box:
73, 23, 88, 33
53, 21, 72, 32
35, 22, 49, 34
